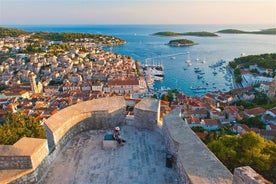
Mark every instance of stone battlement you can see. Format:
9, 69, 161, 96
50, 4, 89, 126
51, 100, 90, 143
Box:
0, 97, 270, 184
163, 109, 233, 184
0, 96, 126, 183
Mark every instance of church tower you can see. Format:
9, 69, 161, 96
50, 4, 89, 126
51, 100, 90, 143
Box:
29, 72, 38, 93
268, 76, 276, 101
29, 72, 43, 94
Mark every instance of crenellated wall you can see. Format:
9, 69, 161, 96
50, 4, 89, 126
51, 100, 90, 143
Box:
134, 98, 160, 131
0, 96, 126, 184
163, 108, 233, 184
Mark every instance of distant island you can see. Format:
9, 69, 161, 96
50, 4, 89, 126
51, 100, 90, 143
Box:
217, 28, 276, 35
153, 31, 183, 36
167, 39, 197, 47
153, 31, 218, 37
182, 31, 218, 37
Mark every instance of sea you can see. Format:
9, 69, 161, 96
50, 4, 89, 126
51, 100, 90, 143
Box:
6, 24, 276, 96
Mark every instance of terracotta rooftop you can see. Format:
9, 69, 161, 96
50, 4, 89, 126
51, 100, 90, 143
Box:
108, 77, 139, 86
245, 107, 266, 115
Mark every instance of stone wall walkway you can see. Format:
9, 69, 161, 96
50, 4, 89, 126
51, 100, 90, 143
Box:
40, 126, 179, 184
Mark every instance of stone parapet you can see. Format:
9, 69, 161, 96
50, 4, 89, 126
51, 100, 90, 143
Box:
0, 138, 48, 170
44, 96, 126, 151
163, 108, 233, 184
233, 166, 272, 184
0, 97, 126, 184
134, 98, 160, 130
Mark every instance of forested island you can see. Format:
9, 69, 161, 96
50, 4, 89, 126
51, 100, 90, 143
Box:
153, 31, 218, 37
182, 31, 218, 37
153, 31, 183, 36
167, 39, 197, 46
217, 28, 276, 35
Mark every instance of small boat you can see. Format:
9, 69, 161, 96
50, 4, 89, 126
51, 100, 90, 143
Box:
171, 56, 176, 60
197, 75, 203, 79
194, 67, 201, 72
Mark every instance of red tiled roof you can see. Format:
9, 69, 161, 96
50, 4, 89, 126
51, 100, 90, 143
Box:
108, 78, 139, 86
268, 108, 276, 115
225, 106, 237, 114
203, 119, 218, 126
268, 124, 276, 130
245, 107, 266, 115
196, 132, 207, 139
259, 130, 276, 137
186, 117, 201, 124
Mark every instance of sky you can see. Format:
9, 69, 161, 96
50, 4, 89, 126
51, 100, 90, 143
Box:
0, 0, 275, 25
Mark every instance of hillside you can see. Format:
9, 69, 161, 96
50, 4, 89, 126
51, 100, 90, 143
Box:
153, 31, 218, 37
153, 31, 183, 36
229, 53, 276, 70
30, 32, 126, 44
217, 28, 276, 35
182, 31, 218, 37
0, 27, 29, 37
0, 27, 126, 46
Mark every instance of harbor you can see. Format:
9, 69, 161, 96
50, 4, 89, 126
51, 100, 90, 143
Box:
140, 54, 235, 97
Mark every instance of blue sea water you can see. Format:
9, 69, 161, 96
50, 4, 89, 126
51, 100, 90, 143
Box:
6, 24, 276, 96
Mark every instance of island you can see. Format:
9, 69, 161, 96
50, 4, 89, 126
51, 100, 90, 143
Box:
153, 31, 183, 36
182, 31, 218, 37
153, 31, 218, 37
217, 28, 276, 35
167, 39, 197, 47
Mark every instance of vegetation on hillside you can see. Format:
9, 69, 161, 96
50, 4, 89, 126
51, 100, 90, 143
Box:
182, 31, 218, 37
30, 32, 126, 44
167, 39, 196, 46
0, 27, 126, 45
0, 111, 46, 145
0, 27, 29, 37
153, 31, 183, 36
153, 31, 218, 37
208, 132, 276, 183
217, 28, 276, 35
229, 53, 276, 71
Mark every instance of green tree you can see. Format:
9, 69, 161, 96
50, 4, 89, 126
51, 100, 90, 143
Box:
161, 94, 168, 101
191, 126, 205, 133
0, 111, 46, 145
239, 116, 265, 129
208, 132, 276, 182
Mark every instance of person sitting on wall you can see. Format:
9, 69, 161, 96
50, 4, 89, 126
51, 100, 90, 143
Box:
112, 126, 126, 145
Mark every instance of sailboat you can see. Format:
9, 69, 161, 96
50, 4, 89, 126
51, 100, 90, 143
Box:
196, 56, 200, 63
202, 57, 206, 64
186, 52, 192, 66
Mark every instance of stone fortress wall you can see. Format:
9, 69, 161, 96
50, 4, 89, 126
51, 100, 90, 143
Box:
0, 97, 270, 184
0, 96, 126, 184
